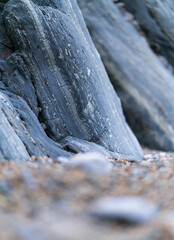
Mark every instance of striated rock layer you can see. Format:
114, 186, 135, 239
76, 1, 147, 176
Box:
78, 0, 174, 151
0, 0, 143, 161
118, 0, 174, 70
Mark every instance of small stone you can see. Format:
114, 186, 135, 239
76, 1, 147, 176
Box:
91, 196, 158, 224
57, 156, 69, 165
132, 168, 145, 177
159, 152, 166, 158
20, 169, 36, 188
0, 180, 11, 196
65, 153, 112, 174
144, 154, 153, 160
147, 158, 155, 162
154, 154, 159, 159
139, 161, 152, 167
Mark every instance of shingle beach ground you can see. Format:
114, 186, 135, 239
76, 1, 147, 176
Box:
0, 148, 174, 240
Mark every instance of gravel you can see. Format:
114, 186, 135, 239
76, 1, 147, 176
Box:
0, 148, 174, 239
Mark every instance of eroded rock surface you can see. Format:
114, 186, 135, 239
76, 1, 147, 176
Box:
118, 0, 174, 69
78, 0, 174, 151
0, 0, 143, 160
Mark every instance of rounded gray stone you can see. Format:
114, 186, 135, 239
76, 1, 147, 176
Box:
91, 196, 158, 224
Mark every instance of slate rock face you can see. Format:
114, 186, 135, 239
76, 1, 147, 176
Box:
0, 90, 70, 161
59, 136, 125, 159
119, 0, 174, 69
0, 94, 29, 162
78, 0, 174, 151
0, 0, 143, 161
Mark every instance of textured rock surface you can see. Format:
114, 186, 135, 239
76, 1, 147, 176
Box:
78, 0, 174, 151
0, 90, 70, 161
118, 0, 174, 69
0, 95, 29, 162
0, 0, 143, 161
59, 136, 130, 159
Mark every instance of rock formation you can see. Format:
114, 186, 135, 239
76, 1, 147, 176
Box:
0, 0, 143, 161
78, 0, 174, 151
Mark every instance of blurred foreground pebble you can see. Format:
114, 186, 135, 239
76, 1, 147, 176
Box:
91, 196, 158, 224
59, 153, 112, 174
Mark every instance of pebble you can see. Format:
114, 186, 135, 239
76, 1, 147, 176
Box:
144, 154, 153, 160
0, 180, 11, 196
159, 152, 167, 157
57, 157, 70, 165
139, 161, 152, 167
91, 196, 158, 224
132, 168, 145, 177
154, 154, 159, 159
20, 169, 36, 188
65, 153, 112, 174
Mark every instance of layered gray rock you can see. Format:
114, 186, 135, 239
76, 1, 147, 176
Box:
78, 0, 174, 151
0, 97, 29, 162
0, 89, 70, 161
119, 0, 174, 69
0, 0, 143, 161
